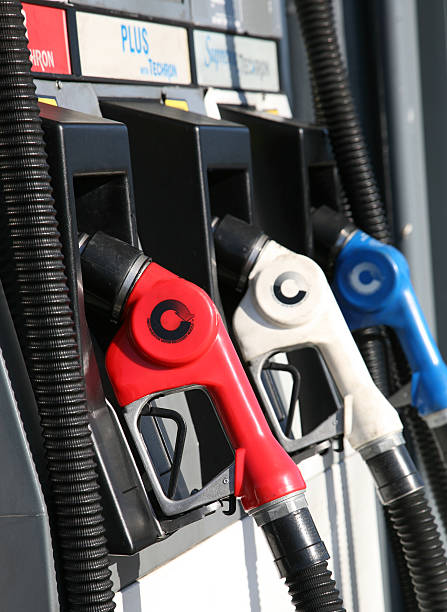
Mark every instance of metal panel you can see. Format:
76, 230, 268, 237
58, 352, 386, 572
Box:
0, 286, 59, 612
34, 79, 208, 117
71, 0, 191, 23
417, 0, 447, 353
240, 0, 282, 37
284, 0, 314, 122
191, 0, 282, 37
191, 0, 243, 32
113, 450, 391, 611
377, 0, 436, 334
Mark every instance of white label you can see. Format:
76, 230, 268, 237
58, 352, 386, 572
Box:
77, 12, 191, 84
193, 30, 279, 92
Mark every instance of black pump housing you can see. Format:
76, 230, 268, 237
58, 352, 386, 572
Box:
40, 103, 165, 554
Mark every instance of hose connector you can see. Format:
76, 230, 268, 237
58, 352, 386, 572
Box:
360, 433, 423, 505
250, 492, 344, 610
213, 215, 268, 292
79, 231, 150, 322
311, 205, 357, 257
249, 491, 329, 576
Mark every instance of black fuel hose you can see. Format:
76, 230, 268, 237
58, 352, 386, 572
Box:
286, 564, 344, 612
387, 491, 447, 611
295, 1, 447, 609
402, 405, 447, 535
295, 0, 390, 243
353, 327, 391, 397
0, 2, 114, 610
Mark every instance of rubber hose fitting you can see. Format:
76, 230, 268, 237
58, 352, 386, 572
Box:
213, 215, 268, 291
80, 231, 150, 322
251, 493, 345, 612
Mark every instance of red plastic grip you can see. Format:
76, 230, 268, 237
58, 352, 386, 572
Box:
106, 263, 306, 511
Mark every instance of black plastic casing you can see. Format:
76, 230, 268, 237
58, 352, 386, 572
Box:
100, 101, 253, 319
40, 103, 165, 554
218, 106, 343, 258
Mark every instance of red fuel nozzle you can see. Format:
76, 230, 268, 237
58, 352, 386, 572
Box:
106, 261, 305, 511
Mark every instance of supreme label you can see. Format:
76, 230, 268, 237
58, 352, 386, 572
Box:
22, 3, 71, 74
193, 30, 279, 92
76, 12, 191, 84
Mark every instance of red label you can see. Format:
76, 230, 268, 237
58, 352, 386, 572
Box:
22, 3, 71, 74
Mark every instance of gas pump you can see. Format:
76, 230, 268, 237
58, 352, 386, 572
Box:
1, 0, 446, 608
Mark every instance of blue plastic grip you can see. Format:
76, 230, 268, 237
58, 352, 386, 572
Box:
333, 230, 447, 417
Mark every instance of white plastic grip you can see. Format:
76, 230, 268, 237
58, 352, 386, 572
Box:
232, 240, 403, 451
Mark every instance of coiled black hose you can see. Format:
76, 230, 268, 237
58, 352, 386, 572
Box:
354, 279, 447, 611
286, 562, 344, 612
295, 0, 390, 243
402, 406, 447, 535
386, 521, 419, 612
0, 2, 114, 610
388, 490, 447, 611
353, 327, 391, 397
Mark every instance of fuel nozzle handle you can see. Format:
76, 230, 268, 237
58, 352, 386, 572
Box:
80, 230, 344, 611
313, 207, 447, 434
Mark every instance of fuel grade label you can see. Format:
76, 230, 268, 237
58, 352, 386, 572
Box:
22, 3, 71, 74
193, 30, 279, 92
76, 12, 191, 84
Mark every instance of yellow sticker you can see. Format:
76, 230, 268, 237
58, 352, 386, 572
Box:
265, 108, 279, 115
38, 96, 58, 106
164, 98, 189, 112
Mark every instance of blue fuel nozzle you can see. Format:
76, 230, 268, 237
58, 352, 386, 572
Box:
333, 229, 447, 422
